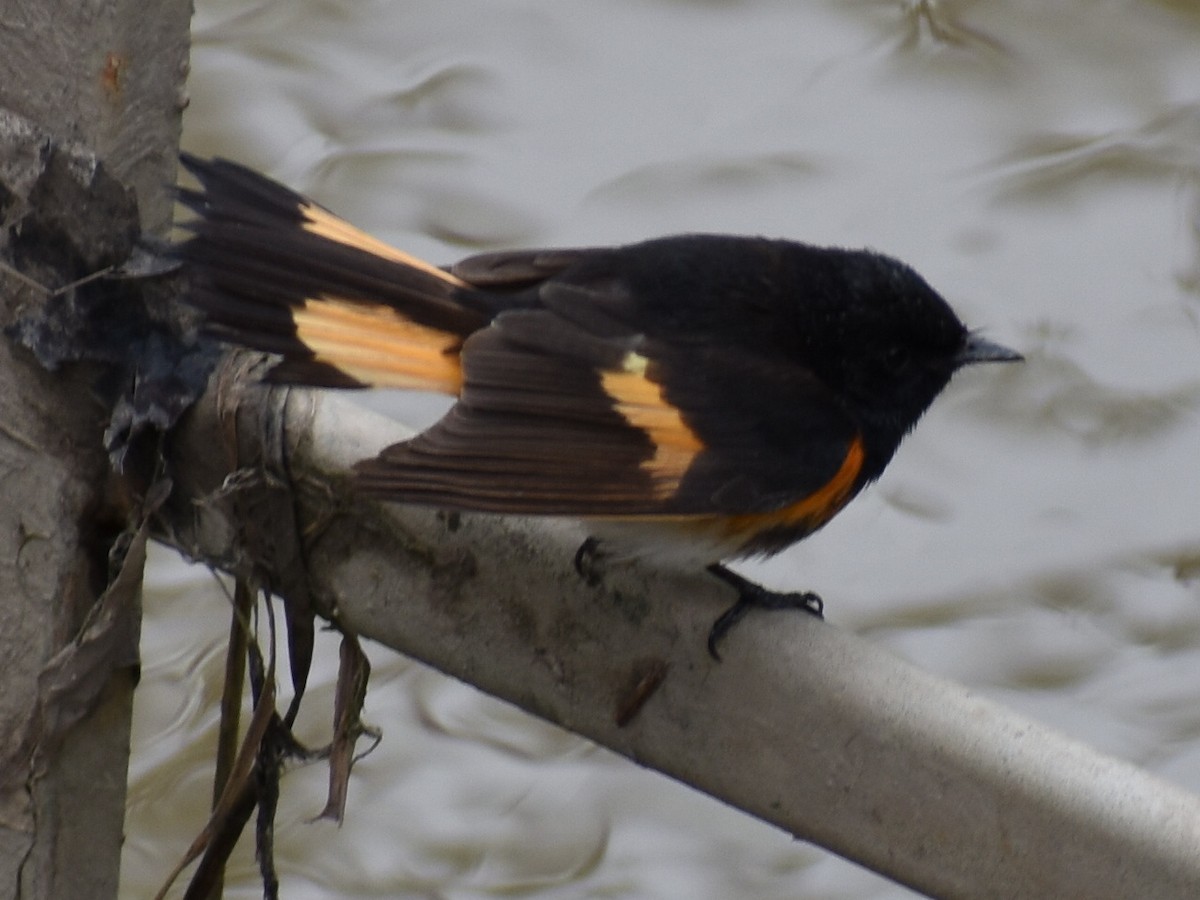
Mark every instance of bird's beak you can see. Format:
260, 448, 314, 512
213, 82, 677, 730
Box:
956, 332, 1023, 367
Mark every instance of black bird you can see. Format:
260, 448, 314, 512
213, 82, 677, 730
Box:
177, 154, 1021, 657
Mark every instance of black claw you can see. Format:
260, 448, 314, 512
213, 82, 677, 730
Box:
705, 564, 823, 661
573, 537, 605, 587
707, 599, 751, 660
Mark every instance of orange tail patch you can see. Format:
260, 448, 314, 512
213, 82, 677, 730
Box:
290, 296, 463, 393
297, 202, 469, 289
179, 155, 490, 394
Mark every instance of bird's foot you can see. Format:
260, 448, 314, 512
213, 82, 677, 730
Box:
705, 563, 823, 661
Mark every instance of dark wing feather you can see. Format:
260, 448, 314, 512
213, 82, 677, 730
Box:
449, 247, 605, 288
355, 311, 664, 512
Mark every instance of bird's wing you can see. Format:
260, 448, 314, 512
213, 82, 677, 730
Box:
355, 276, 863, 524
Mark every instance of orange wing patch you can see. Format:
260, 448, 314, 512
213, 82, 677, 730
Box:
292, 296, 463, 393
298, 200, 470, 288
600, 352, 704, 498
720, 435, 865, 537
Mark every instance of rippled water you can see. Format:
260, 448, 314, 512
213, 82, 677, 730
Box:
124, 1, 1200, 896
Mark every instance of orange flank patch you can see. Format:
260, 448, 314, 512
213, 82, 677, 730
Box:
292, 296, 463, 393
721, 435, 865, 536
299, 201, 470, 288
600, 353, 705, 497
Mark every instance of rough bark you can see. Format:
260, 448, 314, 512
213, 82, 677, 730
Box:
0, 0, 190, 896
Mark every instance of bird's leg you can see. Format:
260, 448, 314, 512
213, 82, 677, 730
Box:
705, 564, 823, 661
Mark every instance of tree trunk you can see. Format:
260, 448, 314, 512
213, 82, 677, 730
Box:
0, 2, 190, 897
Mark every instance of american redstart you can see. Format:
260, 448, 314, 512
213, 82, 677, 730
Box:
177, 154, 1021, 658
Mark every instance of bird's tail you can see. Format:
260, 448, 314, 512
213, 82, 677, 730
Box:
176, 154, 496, 394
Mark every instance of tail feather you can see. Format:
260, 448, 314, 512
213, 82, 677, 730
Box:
177, 154, 496, 394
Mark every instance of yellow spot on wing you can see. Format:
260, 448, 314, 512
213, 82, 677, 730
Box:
600, 352, 704, 498
299, 201, 470, 288
292, 296, 463, 393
